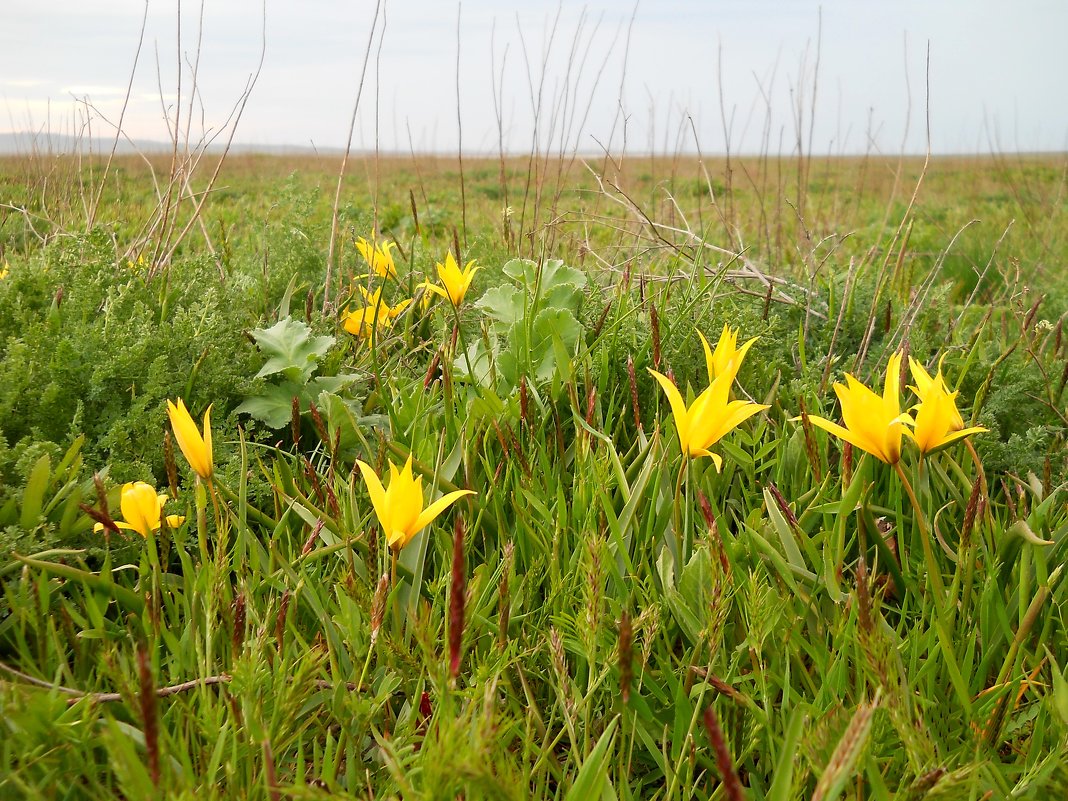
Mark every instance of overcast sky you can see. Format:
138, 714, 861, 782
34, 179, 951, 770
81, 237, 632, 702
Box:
3, 0, 1066, 155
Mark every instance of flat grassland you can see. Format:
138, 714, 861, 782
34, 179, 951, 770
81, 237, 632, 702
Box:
1, 150, 1067, 799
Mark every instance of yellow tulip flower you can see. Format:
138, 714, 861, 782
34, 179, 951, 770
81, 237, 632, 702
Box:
649, 360, 768, 471
907, 357, 987, 454
355, 455, 475, 551
420, 252, 480, 307
342, 288, 412, 344
94, 481, 185, 538
807, 352, 910, 464
699, 324, 757, 381
167, 398, 214, 480
355, 236, 398, 279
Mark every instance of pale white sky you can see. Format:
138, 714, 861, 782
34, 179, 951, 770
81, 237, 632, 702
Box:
2, 0, 1066, 155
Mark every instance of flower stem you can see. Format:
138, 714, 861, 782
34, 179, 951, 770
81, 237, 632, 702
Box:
894, 460, 947, 610
671, 458, 687, 580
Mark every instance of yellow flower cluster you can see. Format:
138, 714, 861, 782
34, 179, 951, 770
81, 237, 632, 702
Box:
807, 354, 986, 464
343, 287, 411, 345
343, 235, 412, 347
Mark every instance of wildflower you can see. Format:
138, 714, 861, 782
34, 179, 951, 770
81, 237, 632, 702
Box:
355, 236, 397, 279
166, 398, 214, 480
342, 287, 411, 343
649, 360, 768, 470
0, 260, 9, 280
355, 455, 475, 552
807, 352, 910, 464
907, 357, 987, 454
94, 481, 184, 537
699, 324, 758, 381
419, 252, 480, 307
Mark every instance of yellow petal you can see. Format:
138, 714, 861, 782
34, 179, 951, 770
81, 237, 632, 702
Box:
908, 357, 936, 399
689, 448, 724, 472
699, 330, 716, 383
649, 369, 692, 454
389, 458, 423, 537
413, 489, 476, 534
120, 481, 160, 537
356, 459, 392, 537
883, 352, 903, 415
808, 414, 892, 463
167, 398, 212, 479
202, 404, 213, 478
388, 298, 412, 318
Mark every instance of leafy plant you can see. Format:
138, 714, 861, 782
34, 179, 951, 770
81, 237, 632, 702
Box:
460, 258, 586, 391
236, 316, 357, 428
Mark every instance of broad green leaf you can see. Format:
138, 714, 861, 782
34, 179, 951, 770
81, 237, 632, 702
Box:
250, 317, 335, 383
235, 381, 304, 428
475, 284, 525, 331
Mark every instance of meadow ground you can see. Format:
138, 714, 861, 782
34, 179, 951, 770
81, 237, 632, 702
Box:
0, 148, 1067, 799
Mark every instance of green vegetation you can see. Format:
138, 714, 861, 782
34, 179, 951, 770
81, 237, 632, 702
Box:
1, 149, 1067, 799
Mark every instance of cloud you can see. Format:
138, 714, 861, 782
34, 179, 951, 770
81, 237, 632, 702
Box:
61, 85, 129, 97
2, 79, 44, 88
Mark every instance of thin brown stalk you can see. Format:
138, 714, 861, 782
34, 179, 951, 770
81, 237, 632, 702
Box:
325, 0, 384, 311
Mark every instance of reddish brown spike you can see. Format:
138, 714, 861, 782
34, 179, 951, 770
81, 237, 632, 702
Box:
618, 610, 633, 705
650, 304, 662, 371
137, 644, 161, 786
628, 355, 643, 432
702, 705, 745, 801
448, 516, 467, 683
